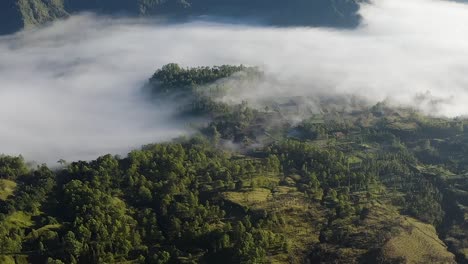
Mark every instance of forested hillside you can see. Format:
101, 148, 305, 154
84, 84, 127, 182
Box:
1, 64, 468, 263
0, 0, 361, 35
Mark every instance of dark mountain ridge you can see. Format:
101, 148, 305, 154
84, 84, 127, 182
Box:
0, 0, 362, 35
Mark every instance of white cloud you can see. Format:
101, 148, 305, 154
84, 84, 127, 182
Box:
1, 0, 467, 163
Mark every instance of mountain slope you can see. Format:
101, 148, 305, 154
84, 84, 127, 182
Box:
0, 0, 362, 35
0, 0, 67, 35
18, 0, 67, 28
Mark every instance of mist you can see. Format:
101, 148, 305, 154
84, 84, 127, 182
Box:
1, 0, 468, 163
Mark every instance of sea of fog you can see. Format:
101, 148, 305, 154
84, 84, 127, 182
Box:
1, 0, 468, 163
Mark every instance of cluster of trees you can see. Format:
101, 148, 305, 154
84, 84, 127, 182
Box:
0, 139, 292, 263
0, 132, 417, 263
0, 138, 375, 263
149, 63, 249, 93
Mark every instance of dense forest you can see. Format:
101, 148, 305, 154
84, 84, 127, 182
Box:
0, 0, 361, 35
1, 64, 468, 263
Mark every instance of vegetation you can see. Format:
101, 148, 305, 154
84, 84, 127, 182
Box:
0, 0, 67, 34
1, 64, 468, 263
0, 180, 17, 201
0, 0, 362, 35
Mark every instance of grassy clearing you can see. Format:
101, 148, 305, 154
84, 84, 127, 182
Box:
273, 186, 297, 195
5, 211, 34, 228
387, 121, 419, 131
223, 178, 455, 264
251, 175, 280, 189
382, 217, 455, 263
461, 248, 468, 260
223, 188, 272, 208
0, 179, 17, 200
348, 156, 363, 164
223, 185, 325, 263
24, 224, 62, 240
0, 256, 15, 264
270, 202, 323, 263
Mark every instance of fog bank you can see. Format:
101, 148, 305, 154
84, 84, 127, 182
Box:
1, 0, 468, 162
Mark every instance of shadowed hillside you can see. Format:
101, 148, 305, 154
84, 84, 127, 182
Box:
0, 0, 24, 35
0, 0, 362, 35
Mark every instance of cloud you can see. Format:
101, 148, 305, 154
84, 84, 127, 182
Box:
1, 0, 468, 163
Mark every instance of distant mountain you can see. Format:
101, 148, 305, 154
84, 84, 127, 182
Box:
0, 0, 67, 35
0, 0, 362, 35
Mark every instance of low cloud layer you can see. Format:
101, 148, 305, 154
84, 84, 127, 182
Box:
1, 0, 468, 163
